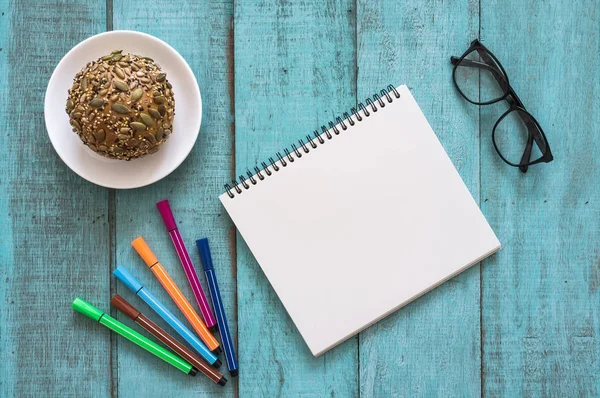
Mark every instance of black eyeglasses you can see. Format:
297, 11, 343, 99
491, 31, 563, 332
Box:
451, 39, 553, 173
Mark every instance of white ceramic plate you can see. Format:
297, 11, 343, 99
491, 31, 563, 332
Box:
45, 30, 201, 189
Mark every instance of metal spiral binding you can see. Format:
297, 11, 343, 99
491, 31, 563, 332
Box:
224, 84, 401, 198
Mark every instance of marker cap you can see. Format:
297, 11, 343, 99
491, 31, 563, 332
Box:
131, 237, 158, 267
196, 238, 214, 271
72, 297, 104, 322
113, 266, 144, 293
156, 200, 177, 231
110, 294, 141, 320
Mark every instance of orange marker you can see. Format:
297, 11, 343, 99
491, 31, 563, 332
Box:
132, 237, 221, 353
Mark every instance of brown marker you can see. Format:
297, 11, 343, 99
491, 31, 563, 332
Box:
110, 294, 227, 386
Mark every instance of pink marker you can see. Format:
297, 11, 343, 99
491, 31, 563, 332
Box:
156, 200, 217, 330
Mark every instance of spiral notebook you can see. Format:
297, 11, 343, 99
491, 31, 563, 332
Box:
220, 85, 500, 356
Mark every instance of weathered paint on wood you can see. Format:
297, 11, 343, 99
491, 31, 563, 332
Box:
233, 0, 360, 396
0, 0, 12, 392
1, 0, 599, 396
0, 0, 111, 396
356, 1, 482, 396
480, 1, 600, 396
112, 1, 236, 397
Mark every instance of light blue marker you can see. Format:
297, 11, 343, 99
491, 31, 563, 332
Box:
113, 266, 220, 368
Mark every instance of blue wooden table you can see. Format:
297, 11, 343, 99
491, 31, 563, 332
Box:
1, 0, 598, 396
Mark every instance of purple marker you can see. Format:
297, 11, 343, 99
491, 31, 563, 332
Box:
156, 200, 217, 330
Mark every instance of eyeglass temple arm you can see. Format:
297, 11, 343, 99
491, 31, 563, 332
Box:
450, 56, 504, 77
517, 133, 534, 173
504, 91, 545, 173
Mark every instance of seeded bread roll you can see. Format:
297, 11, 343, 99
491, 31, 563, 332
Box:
66, 50, 175, 160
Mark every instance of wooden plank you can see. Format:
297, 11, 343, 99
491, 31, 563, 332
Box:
0, 1, 12, 392
356, 1, 482, 396
0, 0, 110, 396
111, 1, 236, 396
480, 1, 600, 396
233, 0, 360, 396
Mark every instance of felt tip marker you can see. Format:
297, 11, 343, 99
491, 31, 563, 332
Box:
197, 238, 239, 377
131, 236, 221, 354
156, 199, 217, 330
111, 294, 227, 386
72, 297, 197, 376
113, 266, 221, 368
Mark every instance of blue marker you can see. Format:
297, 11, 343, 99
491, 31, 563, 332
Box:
113, 266, 220, 368
196, 238, 239, 377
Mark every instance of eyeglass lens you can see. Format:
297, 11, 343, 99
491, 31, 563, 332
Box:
493, 108, 548, 165
453, 49, 509, 104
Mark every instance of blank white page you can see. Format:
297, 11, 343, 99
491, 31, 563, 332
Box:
220, 85, 500, 356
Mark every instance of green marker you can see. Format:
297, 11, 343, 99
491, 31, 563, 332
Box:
72, 298, 198, 376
